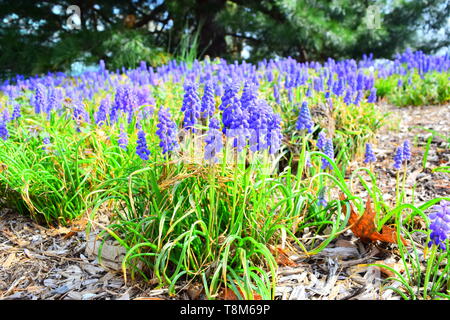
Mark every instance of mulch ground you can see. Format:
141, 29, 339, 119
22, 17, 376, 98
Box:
1, 104, 448, 300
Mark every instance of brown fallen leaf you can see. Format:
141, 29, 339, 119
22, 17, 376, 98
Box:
220, 287, 262, 300
62, 231, 77, 239
340, 193, 407, 245
268, 245, 296, 267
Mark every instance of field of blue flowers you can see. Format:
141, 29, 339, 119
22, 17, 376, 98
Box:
0, 49, 449, 300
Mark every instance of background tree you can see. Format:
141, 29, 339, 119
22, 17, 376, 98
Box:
0, 0, 448, 79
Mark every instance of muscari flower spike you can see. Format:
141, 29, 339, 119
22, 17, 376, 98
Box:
200, 82, 215, 119
273, 84, 281, 104
296, 101, 314, 133
428, 200, 450, 250
344, 89, 353, 105
0, 120, 9, 141
240, 81, 258, 110
317, 131, 326, 150
287, 88, 294, 102
321, 138, 334, 170
367, 88, 377, 103
11, 103, 21, 120
222, 96, 250, 152
118, 124, 128, 150
393, 145, 404, 170
34, 84, 47, 114
181, 82, 201, 132
136, 130, 150, 160
353, 90, 363, 106
95, 97, 110, 126
46, 88, 61, 116
403, 140, 411, 162
364, 143, 377, 164
156, 107, 178, 154
204, 117, 223, 163
219, 82, 240, 111
266, 112, 282, 154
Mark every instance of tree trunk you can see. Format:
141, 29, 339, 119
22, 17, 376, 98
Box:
194, 0, 227, 58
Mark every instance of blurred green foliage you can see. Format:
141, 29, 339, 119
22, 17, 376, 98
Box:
0, 0, 449, 78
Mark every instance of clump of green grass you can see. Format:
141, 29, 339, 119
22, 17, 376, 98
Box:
375, 71, 450, 107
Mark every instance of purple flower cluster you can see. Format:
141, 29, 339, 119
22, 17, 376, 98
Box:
200, 82, 215, 119
219, 83, 240, 111
240, 81, 258, 109
296, 101, 314, 133
403, 140, 411, 161
220, 82, 282, 155
112, 85, 139, 124
222, 96, 249, 152
33, 84, 47, 114
364, 143, 377, 163
3, 49, 447, 165
393, 140, 411, 170
367, 88, 377, 103
46, 87, 63, 115
181, 82, 201, 132
136, 130, 150, 160
156, 107, 178, 154
428, 201, 450, 250
95, 97, 110, 126
11, 103, 21, 120
393, 145, 404, 170
317, 131, 326, 150
0, 118, 9, 140
204, 118, 223, 162
118, 124, 128, 150
321, 138, 334, 170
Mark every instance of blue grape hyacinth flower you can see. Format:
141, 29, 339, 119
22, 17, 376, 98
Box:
95, 97, 110, 126
343, 89, 354, 105
219, 82, 240, 111
364, 143, 377, 164
118, 124, 128, 150
317, 131, 326, 150
428, 200, 450, 250
296, 101, 314, 133
204, 117, 223, 163
200, 82, 215, 119
11, 103, 21, 120
393, 145, 404, 170
136, 130, 150, 160
0, 121, 9, 140
403, 140, 411, 162
34, 84, 47, 114
222, 96, 250, 152
156, 107, 178, 154
321, 138, 334, 170
367, 88, 377, 103
240, 81, 258, 110
181, 82, 201, 132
